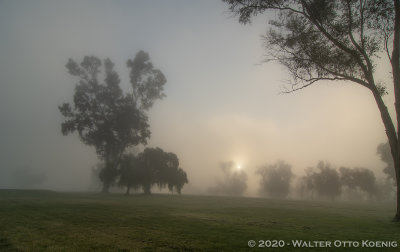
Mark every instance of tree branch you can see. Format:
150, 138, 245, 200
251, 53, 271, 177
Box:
346, 0, 375, 85
384, 27, 393, 63
280, 76, 348, 94
359, 0, 366, 50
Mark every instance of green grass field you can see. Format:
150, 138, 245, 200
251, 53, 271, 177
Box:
0, 189, 399, 251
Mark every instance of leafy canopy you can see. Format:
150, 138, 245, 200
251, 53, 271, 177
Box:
223, 0, 394, 94
59, 51, 166, 160
119, 148, 188, 194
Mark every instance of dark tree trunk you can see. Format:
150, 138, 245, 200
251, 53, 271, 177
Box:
392, 0, 400, 222
395, 177, 400, 221
143, 184, 151, 195
370, 87, 400, 221
394, 154, 400, 221
125, 186, 131, 195
101, 182, 110, 194
100, 151, 120, 194
101, 154, 112, 194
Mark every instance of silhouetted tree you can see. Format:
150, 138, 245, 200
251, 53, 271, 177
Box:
139, 147, 169, 194
313, 161, 341, 200
298, 167, 316, 198
59, 51, 166, 193
168, 168, 188, 194
209, 161, 248, 196
155, 152, 178, 190
340, 167, 377, 199
161, 152, 188, 194
119, 148, 188, 195
135, 148, 158, 194
377, 142, 396, 182
223, 0, 400, 220
257, 160, 293, 198
119, 154, 142, 195
89, 163, 104, 191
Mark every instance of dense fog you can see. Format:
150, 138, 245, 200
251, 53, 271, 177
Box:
0, 0, 394, 201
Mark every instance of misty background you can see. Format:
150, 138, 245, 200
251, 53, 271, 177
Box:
0, 0, 393, 196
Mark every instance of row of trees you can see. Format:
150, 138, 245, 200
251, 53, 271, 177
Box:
209, 158, 394, 201
298, 161, 388, 200
259, 160, 393, 200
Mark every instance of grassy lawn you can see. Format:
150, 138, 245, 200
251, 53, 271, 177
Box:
0, 189, 399, 251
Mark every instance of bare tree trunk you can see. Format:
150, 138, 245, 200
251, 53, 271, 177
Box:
100, 149, 121, 194
143, 184, 151, 195
101, 153, 113, 194
394, 154, 400, 221
125, 186, 131, 195
370, 86, 399, 220
395, 176, 400, 221
101, 182, 110, 194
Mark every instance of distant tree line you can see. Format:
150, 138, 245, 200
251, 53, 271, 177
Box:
0, 165, 47, 189
297, 161, 383, 200
255, 142, 396, 201
256, 160, 393, 201
208, 145, 395, 201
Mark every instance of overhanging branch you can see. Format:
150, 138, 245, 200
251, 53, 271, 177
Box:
280, 76, 348, 94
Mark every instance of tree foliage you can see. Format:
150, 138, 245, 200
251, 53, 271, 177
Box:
257, 160, 294, 198
127, 51, 166, 110
59, 51, 166, 193
299, 162, 379, 200
377, 142, 396, 181
301, 161, 341, 200
208, 161, 248, 196
224, 0, 394, 93
118, 148, 188, 195
119, 153, 143, 195
339, 166, 377, 198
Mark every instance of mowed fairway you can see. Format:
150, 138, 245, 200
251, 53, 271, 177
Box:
0, 190, 399, 251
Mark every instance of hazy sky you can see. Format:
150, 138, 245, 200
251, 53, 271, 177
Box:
0, 0, 393, 194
